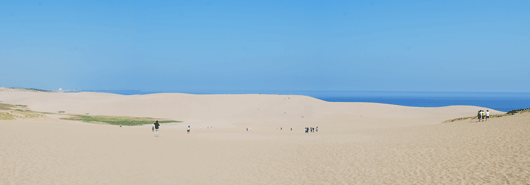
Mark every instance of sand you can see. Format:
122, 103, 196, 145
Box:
1, 90, 529, 184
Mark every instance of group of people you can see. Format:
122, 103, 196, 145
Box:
305, 126, 318, 133
477, 110, 490, 122
152, 120, 191, 137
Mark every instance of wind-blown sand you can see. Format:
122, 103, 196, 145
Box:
1, 90, 528, 184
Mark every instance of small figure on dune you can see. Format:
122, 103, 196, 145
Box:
316, 126, 318, 132
154, 120, 160, 137
486, 110, 490, 121
187, 125, 190, 134
290, 128, 292, 131
152, 125, 154, 132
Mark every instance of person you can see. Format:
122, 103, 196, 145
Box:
486, 110, 490, 121
477, 110, 482, 122
316, 126, 318, 132
154, 120, 160, 137
290, 128, 292, 131
152, 125, 154, 132
482, 110, 485, 122
305, 127, 308, 133
187, 125, 190, 134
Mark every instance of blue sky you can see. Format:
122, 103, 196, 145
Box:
1, 0, 529, 92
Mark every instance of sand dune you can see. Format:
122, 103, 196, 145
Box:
0, 90, 503, 130
2, 90, 528, 184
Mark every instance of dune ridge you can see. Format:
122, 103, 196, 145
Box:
2, 90, 527, 184
0, 90, 503, 130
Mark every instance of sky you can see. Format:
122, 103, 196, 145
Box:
1, 0, 529, 93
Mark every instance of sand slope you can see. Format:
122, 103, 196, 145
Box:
1, 112, 529, 184
0, 90, 503, 130
2, 90, 527, 184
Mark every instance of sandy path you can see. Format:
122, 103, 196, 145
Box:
1, 113, 529, 184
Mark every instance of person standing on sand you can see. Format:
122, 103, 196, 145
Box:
154, 120, 160, 137
477, 110, 482, 122
486, 110, 490, 121
482, 110, 485, 122
187, 125, 190, 134
316, 126, 318, 132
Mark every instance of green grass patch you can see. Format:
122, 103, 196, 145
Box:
15, 111, 42, 119
0, 103, 14, 110
61, 114, 180, 126
443, 116, 476, 123
0, 112, 16, 120
443, 108, 530, 123
15, 105, 27, 107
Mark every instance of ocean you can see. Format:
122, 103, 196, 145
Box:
71, 90, 530, 112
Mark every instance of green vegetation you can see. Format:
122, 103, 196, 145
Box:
0, 112, 15, 120
0, 102, 178, 124
443, 108, 530, 123
61, 114, 180, 126
0, 103, 14, 110
15, 111, 42, 119
443, 116, 476, 123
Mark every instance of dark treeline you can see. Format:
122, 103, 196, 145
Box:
507, 108, 530, 115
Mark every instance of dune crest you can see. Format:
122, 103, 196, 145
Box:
0, 90, 503, 130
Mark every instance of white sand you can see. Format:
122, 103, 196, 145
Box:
1, 90, 528, 184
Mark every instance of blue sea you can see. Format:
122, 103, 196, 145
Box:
72, 90, 530, 112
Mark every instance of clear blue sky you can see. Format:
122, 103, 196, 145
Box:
1, 0, 529, 92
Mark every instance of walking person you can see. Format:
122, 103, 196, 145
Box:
187, 125, 190, 134
154, 120, 160, 137
486, 110, 490, 121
